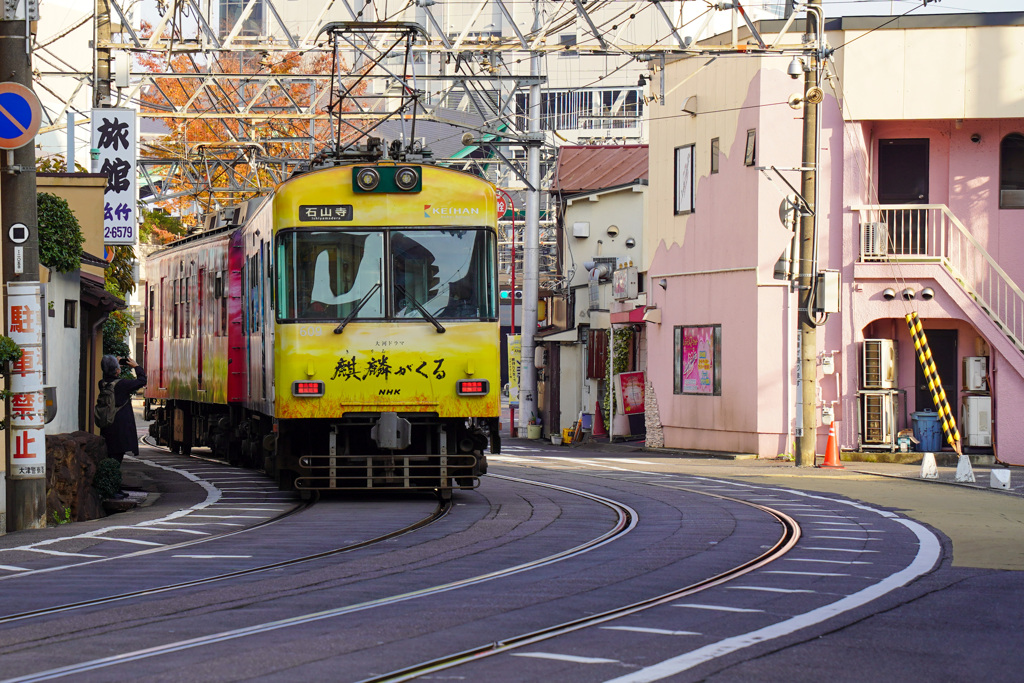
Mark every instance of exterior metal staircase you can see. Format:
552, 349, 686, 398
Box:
855, 204, 1024, 355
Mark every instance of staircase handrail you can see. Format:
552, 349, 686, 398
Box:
853, 203, 1024, 352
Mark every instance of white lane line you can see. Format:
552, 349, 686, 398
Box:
512, 653, 620, 664
601, 627, 700, 636
813, 536, 882, 542
185, 514, 264, 519
603, 518, 941, 683
0, 564, 28, 572
95, 538, 164, 547
171, 555, 253, 559
803, 547, 878, 553
22, 549, 103, 558
138, 524, 211, 534
808, 521, 859, 526
784, 558, 871, 565
763, 571, 851, 577
673, 604, 764, 613
727, 587, 816, 594
602, 458, 657, 465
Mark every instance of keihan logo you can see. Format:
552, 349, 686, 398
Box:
424, 204, 480, 217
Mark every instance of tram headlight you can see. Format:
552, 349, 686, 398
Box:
355, 167, 380, 191
394, 166, 419, 191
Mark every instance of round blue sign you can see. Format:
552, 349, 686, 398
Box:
0, 82, 42, 150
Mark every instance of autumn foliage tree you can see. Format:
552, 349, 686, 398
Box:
135, 23, 369, 223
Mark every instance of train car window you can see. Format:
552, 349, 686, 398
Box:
148, 286, 156, 340
391, 229, 497, 320
275, 230, 384, 321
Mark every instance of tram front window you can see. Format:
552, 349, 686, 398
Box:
391, 229, 496, 320
276, 228, 496, 322
276, 231, 384, 320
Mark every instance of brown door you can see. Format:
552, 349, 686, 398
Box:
879, 138, 929, 254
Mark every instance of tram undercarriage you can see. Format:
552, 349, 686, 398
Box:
149, 401, 495, 496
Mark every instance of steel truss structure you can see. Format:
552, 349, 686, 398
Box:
31, 0, 808, 215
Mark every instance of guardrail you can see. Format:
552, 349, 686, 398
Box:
854, 204, 1024, 353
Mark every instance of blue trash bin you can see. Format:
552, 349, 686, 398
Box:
911, 411, 942, 452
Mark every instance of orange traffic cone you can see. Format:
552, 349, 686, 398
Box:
819, 422, 844, 469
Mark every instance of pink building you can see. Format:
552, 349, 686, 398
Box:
645, 13, 1024, 463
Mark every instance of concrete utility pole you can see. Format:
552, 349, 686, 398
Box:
1, 10, 46, 530
795, 0, 822, 468
517, 0, 541, 434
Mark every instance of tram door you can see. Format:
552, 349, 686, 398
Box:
159, 276, 166, 389
197, 267, 205, 389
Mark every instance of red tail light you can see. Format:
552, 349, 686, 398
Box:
292, 380, 324, 397
456, 379, 489, 396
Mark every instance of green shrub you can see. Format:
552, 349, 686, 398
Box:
37, 192, 85, 273
93, 458, 122, 499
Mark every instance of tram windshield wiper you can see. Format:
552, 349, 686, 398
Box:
395, 284, 445, 333
334, 283, 381, 334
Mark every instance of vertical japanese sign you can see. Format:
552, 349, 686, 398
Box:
507, 335, 521, 399
7, 282, 46, 478
91, 109, 137, 245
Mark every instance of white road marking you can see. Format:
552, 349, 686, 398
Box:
673, 604, 764, 613
803, 547, 878, 553
601, 627, 700, 636
603, 518, 941, 683
22, 549, 102, 558
171, 555, 253, 559
813, 536, 882, 541
512, 652, 619, 664
0, 564, 28, 572
727, 586, 815, 594
785, 558, 871, 565
96, 538, 164, 547
763, 570, 851, 577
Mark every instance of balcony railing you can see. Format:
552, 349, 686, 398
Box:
854, 204, 1024, 353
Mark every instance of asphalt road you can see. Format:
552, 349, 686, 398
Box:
0, 438, 1021, 682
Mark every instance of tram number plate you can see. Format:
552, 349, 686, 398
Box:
300, 205, 354, 222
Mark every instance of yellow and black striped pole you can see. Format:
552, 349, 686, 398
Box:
906, 312, 962, 455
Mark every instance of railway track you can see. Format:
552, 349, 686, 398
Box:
359, 482, 800, 682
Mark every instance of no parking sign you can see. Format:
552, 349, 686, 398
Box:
0, 82, 42, 150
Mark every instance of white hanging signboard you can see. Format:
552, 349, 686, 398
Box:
91, 108, 138, 245
7, 282, 46, 478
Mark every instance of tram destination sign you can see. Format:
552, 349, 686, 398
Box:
300, 205, 353, 222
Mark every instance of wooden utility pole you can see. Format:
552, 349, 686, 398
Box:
1, 10, 46, 530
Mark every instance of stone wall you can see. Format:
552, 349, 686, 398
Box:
46, 431, 108, 522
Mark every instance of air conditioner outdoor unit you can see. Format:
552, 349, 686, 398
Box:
863, 339, 896, 389
861, 222, 889, 258
862, 391, 896, 446
962, 356, 988, 392
963, 395, 992, 447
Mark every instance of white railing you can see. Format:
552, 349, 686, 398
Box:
854, 204, 1024, 353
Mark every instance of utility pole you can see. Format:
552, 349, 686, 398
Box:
1, 5, 46, 530
795, 0, 822, 468
518, 0, 541, 435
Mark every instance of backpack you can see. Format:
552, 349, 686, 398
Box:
94, 379, 127, 428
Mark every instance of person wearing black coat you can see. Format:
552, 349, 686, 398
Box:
98, 354, 147, 462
